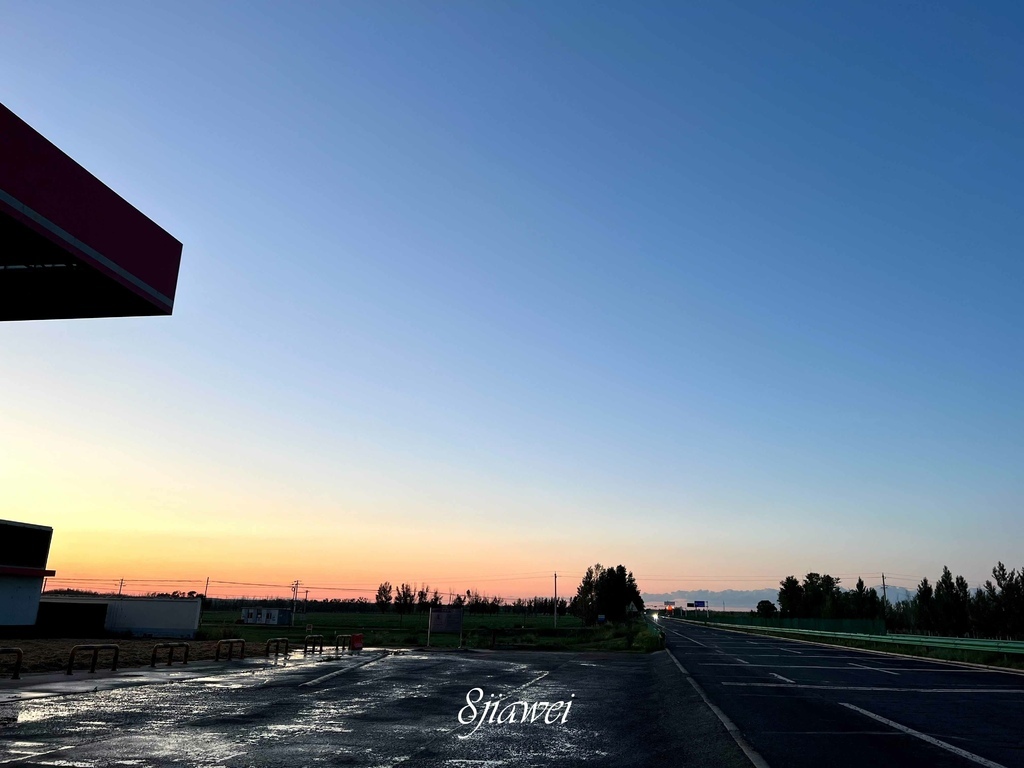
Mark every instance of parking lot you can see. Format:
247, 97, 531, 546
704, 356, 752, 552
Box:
0, 649, 748, 767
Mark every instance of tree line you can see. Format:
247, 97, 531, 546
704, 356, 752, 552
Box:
891, 563, 1024, 639
771, 574, 884, 620
770, 562, 1024, 639
370, 563, 645, 626
372, 582, 569, 616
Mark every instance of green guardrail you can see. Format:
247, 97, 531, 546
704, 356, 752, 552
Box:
673, 619, 1024, 656
696, 614, 885, 635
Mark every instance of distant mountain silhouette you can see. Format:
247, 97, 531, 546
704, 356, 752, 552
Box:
872, 584, 912, 603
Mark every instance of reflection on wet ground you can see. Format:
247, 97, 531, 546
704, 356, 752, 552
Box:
0, 650, 748, 767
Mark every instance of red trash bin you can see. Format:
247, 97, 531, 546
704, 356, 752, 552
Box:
351, 633, 364, 654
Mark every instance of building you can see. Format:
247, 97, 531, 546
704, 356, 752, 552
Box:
37, 596, 202, 639
0, 519, 56, 628
0, 102, 182, 321
241, 607, 293, 626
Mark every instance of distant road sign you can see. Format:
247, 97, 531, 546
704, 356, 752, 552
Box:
694, 601, 707, 608
686, 602, 695, 608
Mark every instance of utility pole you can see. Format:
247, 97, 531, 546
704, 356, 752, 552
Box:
118, 578, 124, 597
553, 572, 558, 629
291, 580, 300, 624
881, 573, 888, 610
199, 576, 211, 625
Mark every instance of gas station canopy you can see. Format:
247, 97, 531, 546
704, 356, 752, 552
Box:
0, 103, 182, 321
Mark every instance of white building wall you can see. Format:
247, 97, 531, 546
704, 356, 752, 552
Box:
104, 598, 202, 638
0, 576, 45, 625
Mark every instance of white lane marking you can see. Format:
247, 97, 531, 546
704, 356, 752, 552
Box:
0, 746, 76, 765
724, 683, 1024, 693
839, 702, 1008, 768
741, 655, 892, 663
735, 658, 750, 664
703, 663, 899, 670
679, 634, 709, 647
769, 672, 795, 683
665, 650, 771, 768
850, 662, 899, 676
299, 655, 384, 687
675, 620, 1024, 677
781, 648, 802, 654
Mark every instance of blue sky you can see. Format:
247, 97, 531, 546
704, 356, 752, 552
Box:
2, 2, 1022, 600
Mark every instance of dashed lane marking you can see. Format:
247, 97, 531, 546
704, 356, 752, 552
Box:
769, 672, 795, 683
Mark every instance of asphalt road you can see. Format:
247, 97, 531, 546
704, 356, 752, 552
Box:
662, 618, 1024, 767
0, 648, 750, 767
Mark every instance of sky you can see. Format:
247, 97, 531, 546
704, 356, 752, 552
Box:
2, 2, 1023, 606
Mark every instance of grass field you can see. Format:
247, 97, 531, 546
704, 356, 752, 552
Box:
197, 610, 666, 652
201, 610, 581, 632
198, 610, 592, 650
0, 613, 660, 676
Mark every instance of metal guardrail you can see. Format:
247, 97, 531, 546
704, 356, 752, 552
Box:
0, 648, 23, 680
680, 619, 1024, 656
303, 634, 325, 654
886, 633, 1024, 655
266, 637, 290, 657
215, 639, 245, 661
151, 642, 190, 667
67, 644, 119, 675
333, 634, 351, 654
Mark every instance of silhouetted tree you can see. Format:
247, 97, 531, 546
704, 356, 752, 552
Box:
375, 582, 393, 613
571, 564, 643, 625
777, 576, 804, 618
395, 582, 416, 617
915, 577, 934, 633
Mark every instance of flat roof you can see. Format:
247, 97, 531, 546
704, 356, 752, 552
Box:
0, 103, 182, 320
0, 518, 52, 532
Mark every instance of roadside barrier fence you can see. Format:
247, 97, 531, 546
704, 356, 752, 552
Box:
676, 619, 1024, 657
215, 639, 245, 661
266, 637, 289, 657
151, 642, 190, 667
66, 644, 119, 675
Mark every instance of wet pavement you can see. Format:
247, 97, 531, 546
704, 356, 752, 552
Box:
0, 649, 749, 767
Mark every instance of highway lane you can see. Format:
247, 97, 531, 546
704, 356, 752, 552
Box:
662, 618, 1024, 768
